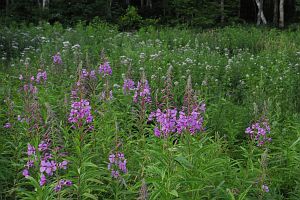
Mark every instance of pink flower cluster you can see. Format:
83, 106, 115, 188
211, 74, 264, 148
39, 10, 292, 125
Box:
81, 69, 96, 79
108, 152, 127, 178
98, 61, 112, 77
262, 184, 269, 192
123, 79, 135, 94
133, 80, 151, 104
20, 70, 47, 94
23, 83, 38, 94
22, 141, 71, 190
177, 104, 206, 134
68, 99, 93, 127
3, 122, 11, 128
100, 90, 113, 101
36, 71, 47, 83
53, 53, 62, 64
149, 103, 206, 137
54, 179, 72, 192
149, 108, 177, 137
245, 118, 271, 146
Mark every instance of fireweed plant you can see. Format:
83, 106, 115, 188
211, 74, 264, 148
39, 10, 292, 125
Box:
244, 115, 272, 198
2, 24, 300, 199
78, 67, 98, 97
19, 62, 47, 137
108, 152, 127, 179
122, 63, 135, 95
3, 97, 14, 130
149, 75, 206, 138
22, 141, 72, 192
245, 117, 271, 147
98, 52, 113, 101
133, 70, 151, 105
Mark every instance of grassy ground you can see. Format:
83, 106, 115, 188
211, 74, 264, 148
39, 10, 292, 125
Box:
1, 22, 300, 199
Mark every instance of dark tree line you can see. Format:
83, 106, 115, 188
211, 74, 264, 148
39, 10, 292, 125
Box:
0, 0, 299, 27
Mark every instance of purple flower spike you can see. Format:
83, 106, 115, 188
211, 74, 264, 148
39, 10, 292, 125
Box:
108, 152, 127, 178
38, 141, 48, 152
4, 123, 11, 128
154, 127, 161, 137
39, 173, 47, 186
23, 142, 70, 188
68, 99, 93, 127
149, 102, 205, 137
22, 169, 30, 178
98, 61, 112, 77
53, 53, 62, 64
118, 160, 127, 173
64, 180, 72, 186
27, 144, 36, 156
59, 160, 68, 169
36, 71, 47, 83
111, 170, 119, 178
109, 154, 115, 163
262, 184, 269, 192
26, 160, 34, 168
40, 160, 57, 176
133, 80, 151, 104
245, 118, 271, 146
123, 79, 135, 94
54, 179, 72, 192
54, 184, 62, 192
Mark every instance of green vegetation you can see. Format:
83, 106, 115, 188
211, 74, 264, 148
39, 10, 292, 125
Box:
1, 22, 300, 199
1, 0, 300, 28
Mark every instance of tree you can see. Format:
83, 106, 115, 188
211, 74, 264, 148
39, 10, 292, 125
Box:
146, 0, 152, 9
107, 0, 112, 20
141, 0, 144, 8
273, 0, 278, 25
221, 0, 224, 24
279, 0, 284, 27
255, 0, 267, 25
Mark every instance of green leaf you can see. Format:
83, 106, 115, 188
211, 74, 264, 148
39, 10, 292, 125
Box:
290, 137, 300, 148
226, 188, 236, 200
83, 193, 98, 200
82, 162, 98, 168
87, 178, 103, 185
169, 189, 179, 197
238, 185, 252, 200
174, 156, 193, 169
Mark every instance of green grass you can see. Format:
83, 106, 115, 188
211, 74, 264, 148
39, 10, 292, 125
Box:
1, 22, 300, 199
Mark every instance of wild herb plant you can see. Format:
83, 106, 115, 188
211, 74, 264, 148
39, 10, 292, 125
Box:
1, 22, 300, 199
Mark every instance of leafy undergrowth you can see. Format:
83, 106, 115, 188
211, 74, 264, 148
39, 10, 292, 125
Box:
1, 23, 300, 199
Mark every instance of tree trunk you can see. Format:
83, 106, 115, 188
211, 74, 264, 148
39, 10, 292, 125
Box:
37, 0, 41, 8
42, 0, 46, 10
221, 0, 224, 24
141, 0, 144, 8
163, 0, 168, 17
255, 0, 267, 25
279, 0, 284, 28
273, 0, 278, 25
107, 0, 112, 20
146, 0, 152, 8
238, 0, 241, 18
6, 0, 9, 15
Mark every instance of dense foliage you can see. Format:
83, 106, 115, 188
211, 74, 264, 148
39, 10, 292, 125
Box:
1, 22, 300, 199
1, 0, 300, 27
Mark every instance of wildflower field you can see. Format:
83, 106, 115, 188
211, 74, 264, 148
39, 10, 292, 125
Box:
1, 22, 300, 199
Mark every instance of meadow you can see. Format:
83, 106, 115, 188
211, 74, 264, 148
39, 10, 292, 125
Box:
1, 22, 300, 199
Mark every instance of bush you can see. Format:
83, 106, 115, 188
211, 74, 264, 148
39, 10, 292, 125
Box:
119, 6, 142, 31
